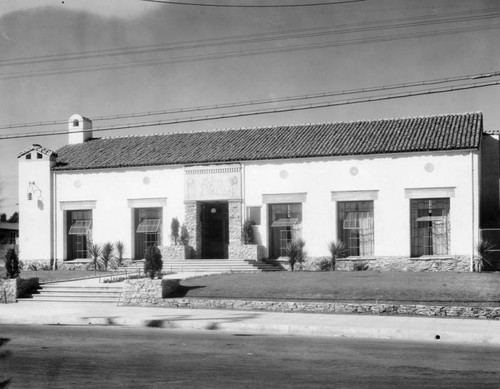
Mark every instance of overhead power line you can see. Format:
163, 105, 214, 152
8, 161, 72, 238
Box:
1, 70, 499, 131
140, 0, 365, 7
1, 7, 500, 68
2, 21, 500, 82
1, 78, 498, 141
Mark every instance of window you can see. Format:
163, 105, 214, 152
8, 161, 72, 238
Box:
134, 208, 162, 259
25, 153, 31, 160
246, 206, 261, 225
73, 119, 79, 127
67, 210, 92, 260
37, 153, 43, 159
411, 198, 449, 257
338, 201, 374, 256
268, 203, 302, 258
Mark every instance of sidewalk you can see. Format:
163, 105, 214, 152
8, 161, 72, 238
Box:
2, 297, 500, 345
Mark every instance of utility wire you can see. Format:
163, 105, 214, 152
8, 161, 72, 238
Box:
1, 70, 499, 130
0, 79, 498, 141
140, 0, 365, 7
2, 7, 500, 67
2, 21, 500, 81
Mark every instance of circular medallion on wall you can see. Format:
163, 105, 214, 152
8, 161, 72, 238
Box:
279, 169, 288, 179
143, 176, 151, 185
349, 166, 359, 176
73, 179, 81, 188
424, 163, 435, 173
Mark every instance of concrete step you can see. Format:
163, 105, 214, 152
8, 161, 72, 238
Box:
125, 260, 283, 273
21, 284, 122, 303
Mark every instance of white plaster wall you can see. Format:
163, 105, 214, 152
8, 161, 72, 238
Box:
55, 166, 185, 260
243, 151, 479, 258
18, 155, 53, 261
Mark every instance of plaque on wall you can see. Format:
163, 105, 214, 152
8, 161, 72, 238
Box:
185, 164, 242, 201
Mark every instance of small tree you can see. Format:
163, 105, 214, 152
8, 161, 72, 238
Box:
170, 218, 180, 245
144, 245, 163, 279
115, 241, 125, 267
4, 249, 20, 279
101, 242, 115, 270
242, 219, 256, 244
328, 241, 348, 271
285, 238, 306, 271
86, 242, 103, 275
179, 224, 189, 246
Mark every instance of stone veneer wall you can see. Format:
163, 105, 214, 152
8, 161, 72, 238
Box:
160, 245, 192, 261
119, 296, 500, 319
296, 255, 472, 272
0, 278, 17, 303
227, 201, 242, 260
184, 202, 202, 258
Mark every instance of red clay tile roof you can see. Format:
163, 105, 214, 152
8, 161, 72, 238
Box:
53, 112, 482, 171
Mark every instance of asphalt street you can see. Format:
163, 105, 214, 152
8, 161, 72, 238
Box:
1, 324, 500, 389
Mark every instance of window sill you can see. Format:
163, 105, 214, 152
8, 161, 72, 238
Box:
410, 256, 454, 261
337, 257, 377, 261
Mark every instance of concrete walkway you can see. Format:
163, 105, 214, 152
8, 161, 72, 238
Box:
2, 274, 500, 346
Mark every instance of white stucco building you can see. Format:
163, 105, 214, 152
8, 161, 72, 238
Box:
17, 112, 500, 271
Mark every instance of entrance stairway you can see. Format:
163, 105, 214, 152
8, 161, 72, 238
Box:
125, 259, 283, 273
20, 260, 282, 303
22, 283, 122, 303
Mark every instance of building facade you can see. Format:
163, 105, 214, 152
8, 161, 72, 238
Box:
18, 112, 499, 271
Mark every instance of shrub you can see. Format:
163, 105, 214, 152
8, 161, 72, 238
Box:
353, 261, 369, 271
474, 240, 497, 272
115, 241, 125, 267
327, 241, 348, 271
101, 242, 115, 270
316, 258, 333, 271
4, 248, 20, 279
86, 242, 104, 273
144, 245, 163, 279
179, 224, 189, 246
25, 260, 51, 271
171, 218, 180, 245
242, 219, 256, 244
285, 238, 306, 271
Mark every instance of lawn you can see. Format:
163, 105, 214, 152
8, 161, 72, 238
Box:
176, 272, 500, 307
0, 267, 116, 284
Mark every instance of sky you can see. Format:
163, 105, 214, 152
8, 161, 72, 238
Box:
1, 0, 500, 216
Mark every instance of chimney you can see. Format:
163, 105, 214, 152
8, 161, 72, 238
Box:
68, 114, 92, 144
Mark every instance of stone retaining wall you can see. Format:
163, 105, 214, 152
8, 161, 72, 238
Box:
0, 278, 17, 303
295, 255, 472, 272
119, 296, 500, 319
121, 278, 181, 305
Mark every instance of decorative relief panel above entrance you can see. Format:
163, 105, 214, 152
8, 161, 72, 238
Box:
185, 164, 242, 201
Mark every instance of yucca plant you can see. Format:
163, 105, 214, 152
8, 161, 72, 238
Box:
327, 240, 348, 271
475, 240, 496, 272
86, 242, 103, 275
101, 242, 115, 271
285, 238, 306, 271
115, 241, 125, 267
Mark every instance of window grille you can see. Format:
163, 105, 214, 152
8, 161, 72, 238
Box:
338, 201, 374, 256
343, 212, 372, 230
411, 198, 450, 257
